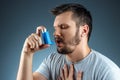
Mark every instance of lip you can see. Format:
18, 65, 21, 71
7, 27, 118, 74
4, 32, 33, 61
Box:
55, 40, 64, 47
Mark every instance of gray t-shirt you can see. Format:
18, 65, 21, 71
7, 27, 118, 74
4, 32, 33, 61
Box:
36, 49, 120, 80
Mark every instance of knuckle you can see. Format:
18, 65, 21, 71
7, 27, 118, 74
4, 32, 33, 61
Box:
25, 37, 29, 42
27, 37, 31, 41
31, 33, 35, 35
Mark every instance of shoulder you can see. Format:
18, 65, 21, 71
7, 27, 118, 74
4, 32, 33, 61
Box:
92, 49, 119, 69
91, 49, 120, 79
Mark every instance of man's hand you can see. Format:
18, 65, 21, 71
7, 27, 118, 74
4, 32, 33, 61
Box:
22, 26, 50, 54
57, 64, 82, 80
17, 26, 49, 80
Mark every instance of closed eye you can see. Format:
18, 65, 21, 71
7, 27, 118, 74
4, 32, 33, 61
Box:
59, 24, 69, 29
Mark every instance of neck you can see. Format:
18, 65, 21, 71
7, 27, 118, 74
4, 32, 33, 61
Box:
66, 41, 91, 63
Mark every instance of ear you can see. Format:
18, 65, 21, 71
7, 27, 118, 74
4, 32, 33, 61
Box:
80, 24, 89, 37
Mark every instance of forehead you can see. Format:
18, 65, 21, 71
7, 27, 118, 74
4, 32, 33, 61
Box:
53, 11, 75, 27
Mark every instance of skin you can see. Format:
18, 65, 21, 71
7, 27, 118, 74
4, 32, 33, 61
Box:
16, 27, 49, 80
57, 64, 82, 80
16, 11, 90, 80
54, 11, 91, 62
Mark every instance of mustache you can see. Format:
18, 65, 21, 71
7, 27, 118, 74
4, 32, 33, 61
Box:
54, 37, 64, 43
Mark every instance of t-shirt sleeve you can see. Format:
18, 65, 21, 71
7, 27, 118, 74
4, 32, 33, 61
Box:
105, 68, 120, 80
35, 56, 50, 80
97, 58, 120, 80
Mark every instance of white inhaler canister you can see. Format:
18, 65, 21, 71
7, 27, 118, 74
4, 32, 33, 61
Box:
41, 29, 52, 45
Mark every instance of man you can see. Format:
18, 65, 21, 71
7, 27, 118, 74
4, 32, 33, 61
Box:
17, 3, 120, 80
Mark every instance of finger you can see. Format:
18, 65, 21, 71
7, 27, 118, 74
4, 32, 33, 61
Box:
57, 76, 62, 80
27, 37, 35, 49
34, 39, 40, 50
77, 71, 82, 80
27, 33, 38, 49
30, 36, 38, 49
63, 64, 68, 79
30, 33, 50, 50
60, 68, 65, 80
30, 34, 40, 49
69, 64, 74, 78
36, 26, 45, 36
32, 33, 40, 41
39, 44, 50, 50
31, 34, 41, 48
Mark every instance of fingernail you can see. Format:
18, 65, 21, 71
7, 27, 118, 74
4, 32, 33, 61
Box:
78, 71, 83, 76
63, 64, 66, 68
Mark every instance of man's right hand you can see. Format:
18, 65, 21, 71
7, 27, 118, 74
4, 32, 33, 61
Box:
22, 26, 50, 54
17, 26, 49, 80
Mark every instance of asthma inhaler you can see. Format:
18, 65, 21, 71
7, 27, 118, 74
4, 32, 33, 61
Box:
41, 28, 52, 44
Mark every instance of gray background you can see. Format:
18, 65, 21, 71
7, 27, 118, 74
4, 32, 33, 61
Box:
0, 0, 120, 80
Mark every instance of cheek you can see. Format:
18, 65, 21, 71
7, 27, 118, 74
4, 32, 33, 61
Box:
62, 29, 76, 40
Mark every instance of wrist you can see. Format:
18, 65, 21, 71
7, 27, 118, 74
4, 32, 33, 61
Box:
21, 50, 34, 58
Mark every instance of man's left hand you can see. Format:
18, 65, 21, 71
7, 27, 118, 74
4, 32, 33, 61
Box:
57, 64, 82, 80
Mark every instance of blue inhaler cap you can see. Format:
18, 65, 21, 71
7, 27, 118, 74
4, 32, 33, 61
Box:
41, 29, 53, 45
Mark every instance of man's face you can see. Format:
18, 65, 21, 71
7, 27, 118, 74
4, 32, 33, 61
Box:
53, 11, 80, 54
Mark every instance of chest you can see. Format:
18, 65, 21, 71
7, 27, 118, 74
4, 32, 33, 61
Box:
49, 61, 97, 80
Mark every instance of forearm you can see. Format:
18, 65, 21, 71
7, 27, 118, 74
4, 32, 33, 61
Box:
17, 26, 49, 80
17, 51, 34, 80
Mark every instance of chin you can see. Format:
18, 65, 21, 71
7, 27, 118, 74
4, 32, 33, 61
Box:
57, 47, 73, 54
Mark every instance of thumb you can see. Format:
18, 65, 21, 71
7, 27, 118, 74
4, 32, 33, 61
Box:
36, 26, 45, 36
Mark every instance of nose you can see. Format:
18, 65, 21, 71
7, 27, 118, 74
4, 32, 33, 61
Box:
53, 28, 61, 37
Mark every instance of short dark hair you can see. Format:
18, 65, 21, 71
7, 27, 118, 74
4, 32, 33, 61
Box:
51, 3, 92, 41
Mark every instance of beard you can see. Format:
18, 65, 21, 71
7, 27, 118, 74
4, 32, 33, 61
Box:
57, 29, 80, 54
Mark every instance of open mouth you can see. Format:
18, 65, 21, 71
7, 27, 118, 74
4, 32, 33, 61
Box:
55, 38, 64, 47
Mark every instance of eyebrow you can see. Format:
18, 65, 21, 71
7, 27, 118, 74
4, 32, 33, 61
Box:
54, 23, 69, 27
